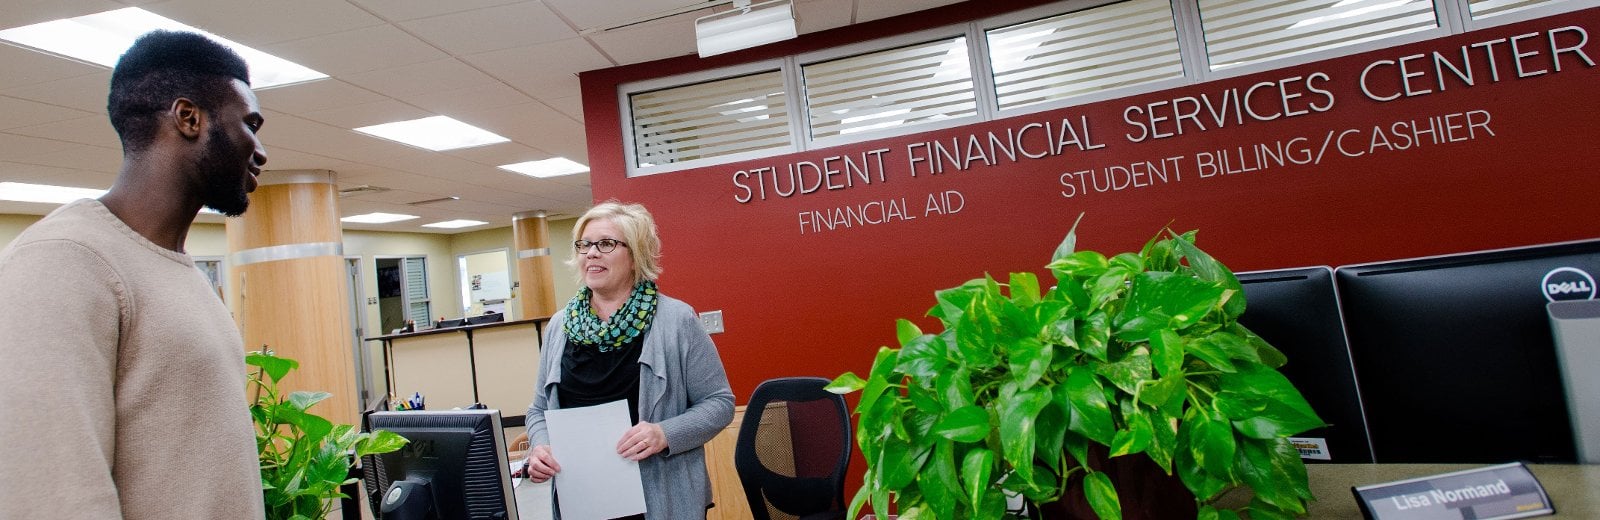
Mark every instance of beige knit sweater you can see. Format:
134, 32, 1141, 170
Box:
0, 200, 264, 519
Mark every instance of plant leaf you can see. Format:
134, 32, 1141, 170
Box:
1218, 364, 1325, 438
1052, 213, 1085, 262
1094, 346, 1152, 396
1235, 437, 1310, 514
857, 347, 899, 419
1188, 407, 1237, 479
356, 430, 409, 458
897, 318, 924, 347
287, 391, 332, 413
1109, 405, 1153, 457
1077, 311, 1111, 362
998, 385, 1051, 485
916, 440, 960, 517
960, 448, 995, 514
1010, 271, 1041, 307
896, 333, 946, 382
1064, 368, 1115, 445
937, 366, 976, 410
1034, 388, 1069, 474
1148, 329, 1184, 378
1169, 232, 1246, 320
246, 351, 298, 384
1007, 336, 1051, 388
1083, 470, 1123, 520
1115, 272, 1225, 340
1145, 411, 1178, 474
1175, 417, 1231, 501
933, 405, 990, 443
825, 372, 866, 394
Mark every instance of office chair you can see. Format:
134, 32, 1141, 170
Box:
735, 377, 851, 520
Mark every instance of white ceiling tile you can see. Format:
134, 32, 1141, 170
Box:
0, 45, 104, 92
16, 144, 121, 173
144, 0, 384, 45
258, 149, 357, 172
300, 99, 433, 130
444, 142, 548, 167
543, 0, 700, 32
255, 79, 386, 114
345, 0, 524, 22
0, 95, 97, 131
586, 16, 699, 65
7, 116, 118, 148
546, 94, 584, 121
796, 0, 855, 34
1, 72, 111, 113
399, 2, 576, 56
263, 25, 447, 76
0, 133, 86, 161
463, 38, 611, 95
854, 0, 965, 23
0, 0, 121, 30
341, 59, 496, 100
398, 82, 536, 117
256, 113, 376, 156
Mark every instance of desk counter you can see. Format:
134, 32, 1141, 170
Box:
1215, 463, 1599, 517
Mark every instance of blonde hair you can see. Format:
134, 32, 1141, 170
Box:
567, 200, 662, 285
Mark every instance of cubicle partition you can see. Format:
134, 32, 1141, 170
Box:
368, 317, 549, 421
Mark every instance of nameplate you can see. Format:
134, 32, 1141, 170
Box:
1352, 462, 1554, 520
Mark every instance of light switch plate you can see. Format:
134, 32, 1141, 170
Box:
698, 310, 725, 334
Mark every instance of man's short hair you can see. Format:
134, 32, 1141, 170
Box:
107, 30, 250, 152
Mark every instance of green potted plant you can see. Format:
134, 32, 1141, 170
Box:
828, 221, 1325, 519
247, 349, 408, 520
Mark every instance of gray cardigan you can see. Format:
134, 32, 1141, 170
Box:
526, 293, 735, 519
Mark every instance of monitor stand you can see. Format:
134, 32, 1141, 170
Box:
1549, 298, 1600, 464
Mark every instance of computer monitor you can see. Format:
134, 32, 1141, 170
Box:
464, 312, 503, 326
1335, 240, 1600, 463
1236, 266, 1374, 463
363, 409, 519, 519
436, 318, 467, 328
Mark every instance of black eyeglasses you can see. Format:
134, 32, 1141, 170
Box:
574, 239, 627, 254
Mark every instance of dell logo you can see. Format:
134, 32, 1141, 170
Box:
1542, 267, 1597, 302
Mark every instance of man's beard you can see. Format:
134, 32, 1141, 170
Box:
196, 125, 250, 217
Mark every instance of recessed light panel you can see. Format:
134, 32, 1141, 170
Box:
341, 212, 419, 224
421, 220, 487, 229
0, 7, 327, 89
498, 157, 590, 178
354, 116, 510, 151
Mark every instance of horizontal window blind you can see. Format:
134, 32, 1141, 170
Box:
1468, 0, 1560, 18
989, 0, 1184, 111
804, 37, 978, 139
1198, 0, 1439, 70
629, 71, 791, 168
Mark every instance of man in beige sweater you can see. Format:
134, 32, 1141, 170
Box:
0, 31, 269, 518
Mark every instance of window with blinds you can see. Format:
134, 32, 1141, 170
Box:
988, 0, 1184, 111
403, 256, 431, 326
1468, 0, 1561, 18
803, 36, 979, 140
1197, 0, 1440, 71
629, 70, 791, 168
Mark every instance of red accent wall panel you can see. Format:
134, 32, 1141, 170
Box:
581, 6, 1600, 417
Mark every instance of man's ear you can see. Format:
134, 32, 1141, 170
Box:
172, 97, 205, 140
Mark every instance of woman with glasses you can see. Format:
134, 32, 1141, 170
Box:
521, 200, 734, 519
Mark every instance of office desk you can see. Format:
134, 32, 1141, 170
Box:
367, 317, 549, 416
1213, 463, 1599, 517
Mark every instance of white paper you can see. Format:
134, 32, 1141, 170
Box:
545, 399, 646, 519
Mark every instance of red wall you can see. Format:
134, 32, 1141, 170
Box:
581, 3, 1600, 417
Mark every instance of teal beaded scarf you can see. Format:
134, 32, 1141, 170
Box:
562, 280, 659, 352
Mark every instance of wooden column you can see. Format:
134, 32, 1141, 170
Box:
513, 210, 558, 319
226, 169, 358, 426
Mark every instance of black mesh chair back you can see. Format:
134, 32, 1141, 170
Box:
735, 377, 852, 520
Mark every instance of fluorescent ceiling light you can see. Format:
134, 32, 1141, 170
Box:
0, 182, 106, 204
0, 7, 326, 89
341, 212, 418, 224
422, 219, 487, 229
695, 0, 798, 58
354, 116, 510, 151
499, 157, 590, 178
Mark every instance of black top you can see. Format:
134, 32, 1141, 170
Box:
558, 333, 644, 424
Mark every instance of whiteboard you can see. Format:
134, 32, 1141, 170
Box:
469, 271, 510, 302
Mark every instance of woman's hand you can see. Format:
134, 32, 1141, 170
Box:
520, 445, 561, 483
617, 421, 667, 461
